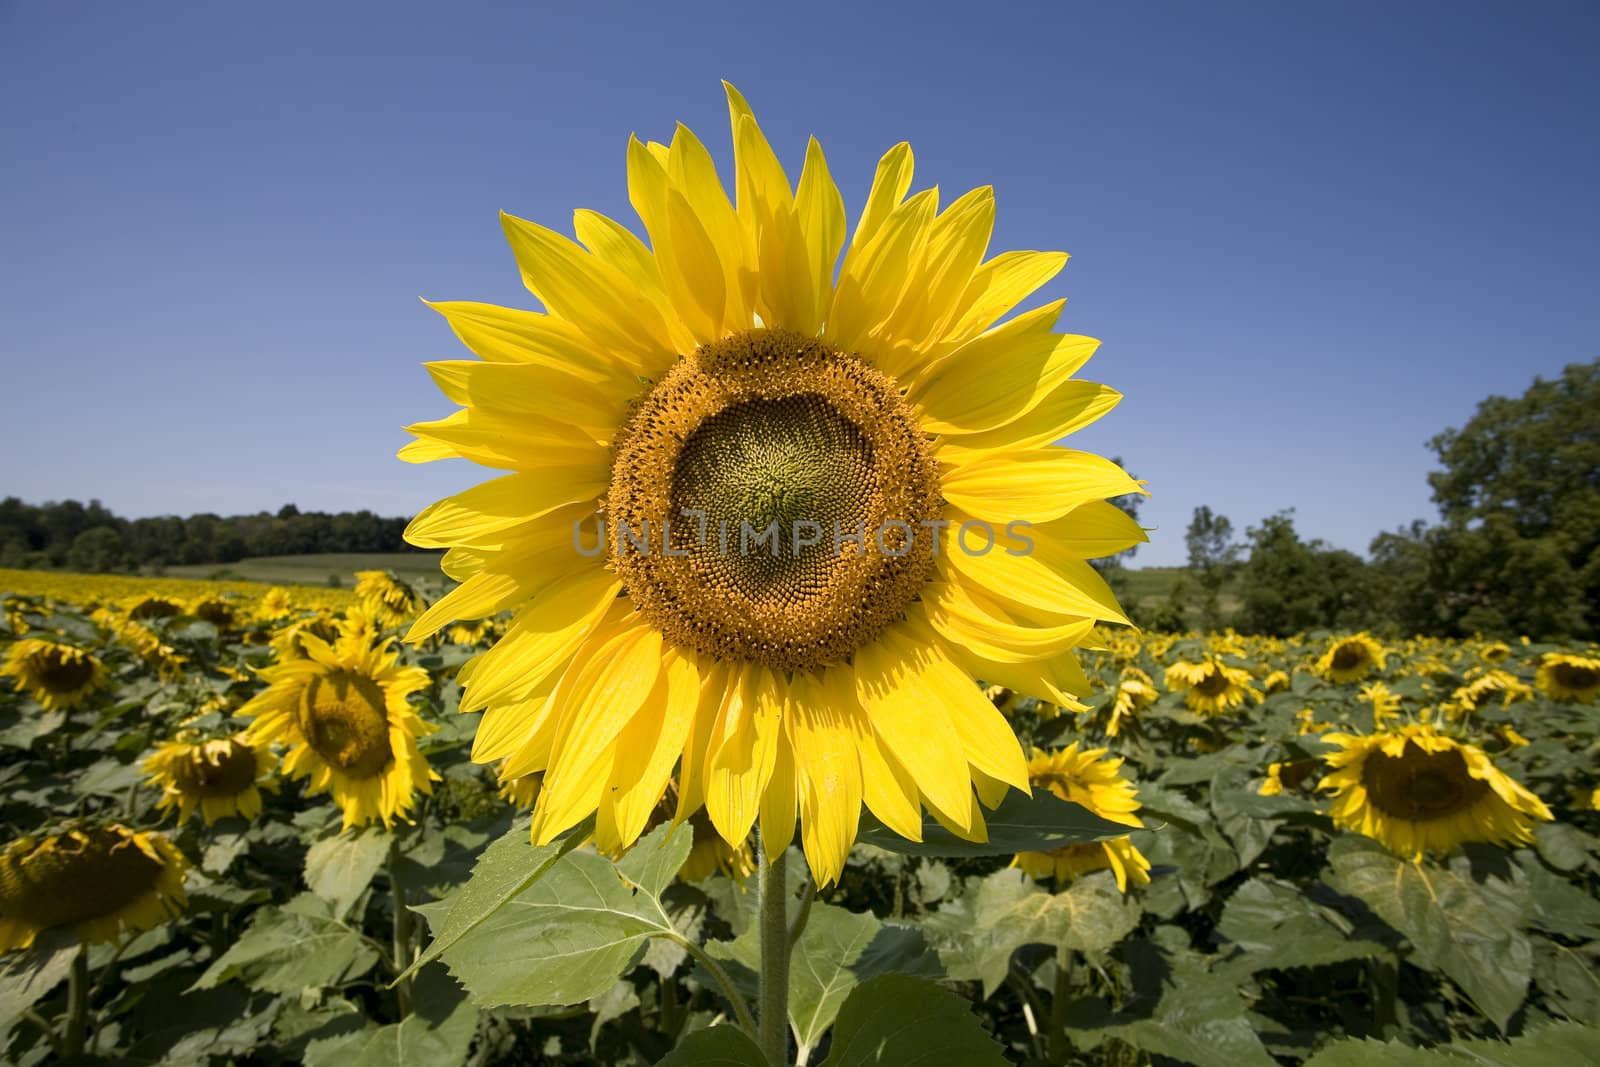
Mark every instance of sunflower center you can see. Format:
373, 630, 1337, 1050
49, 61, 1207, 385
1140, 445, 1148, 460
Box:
178, 741, 259, 797
1193, 668, 1233, 697
1553, 663, 1599, 690
297, 671, 394, 778
606, 328, 942, 671
36, 650, 96, 693
1364, 742, 1490, 821
1331, 645, 1368, 672
0, 828, 162, 931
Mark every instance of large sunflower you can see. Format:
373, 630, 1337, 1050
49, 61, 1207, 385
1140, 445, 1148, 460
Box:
401, 85, 1142, 885
1318, 723, 1552, 858
144, 735, 275, 825
1013, 743, 1149, 892
1, 637, 108, 711
1536, 652, 1600, 704
236, 630, 437, 828
0, 823, 187, 951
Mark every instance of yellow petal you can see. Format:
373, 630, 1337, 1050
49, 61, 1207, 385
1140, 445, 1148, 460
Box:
608, 649, 699, 846
873, 186, 995, 375
941, 449, 1144, 524
825, 665, 921, 842
848, 141, 913, 254
788, 672, 864, 886
945, 250, 1068, 344
422, 360, 628, 436
936, 381, 1121, 454
828, 188, 937, 355
458, 571, 621, 712
423, 299, 650, 384
704, 664, 782, 844
920, 580, 1097, 663
911, 313, 1100, 435
795, 136, 846, 332
675, 657, 727, 822
943, 510, 1133, 626
667, 122, 752, 330
405, 471, 604, 550
1033, 500, 1150, 560
404, 407, 609, 470
759, 726, 798, 865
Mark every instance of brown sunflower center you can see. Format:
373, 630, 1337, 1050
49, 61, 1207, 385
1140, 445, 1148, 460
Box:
129, 597, 181, 621
36, 650, 96, 693
1194, 667, 1233, 697
606, 328, 942, 671
1553, 663, 1600, 690
297, 671, 394, 778
1331, 644, 1369, 672
176, 741, 259, 797
0, 827, 163, 931
1364, 741, 1490, 821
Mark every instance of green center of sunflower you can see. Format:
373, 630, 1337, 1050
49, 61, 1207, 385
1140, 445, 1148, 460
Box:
0, 827, 163, 931
606, 328, 943, 671
36, 649, 96, 693
297, 671, 394, 779
1364, 742, 1490, 821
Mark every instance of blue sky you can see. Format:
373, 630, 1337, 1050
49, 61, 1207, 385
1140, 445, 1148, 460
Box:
2, 1, 1596, 566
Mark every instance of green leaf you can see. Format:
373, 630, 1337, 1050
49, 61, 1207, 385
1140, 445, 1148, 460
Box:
1214, 876, 1388, 980
192, 894, 381, 993
304, 829, 392, 918
1300, 1038, 1445, 1065
400, 814, 589, 982
0, 932, 74, 1033
428, 820, 692, 1008
655, 1025, 769, 1066
1326, 835, 1532, 1030
1304, 1022, 1600, 1066
856, 786, 1132, 858
925, 869, 1140, 996
706, 898, 942, 1059
303, 964, 478, 1067
819, 974, 1007, 1067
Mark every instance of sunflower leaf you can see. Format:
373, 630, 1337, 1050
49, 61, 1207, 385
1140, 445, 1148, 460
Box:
818, 974, 1008, 1067
855, 787, 1132, 858
304, 828, 391, 919
398, 813, 590, 984
425, 820, 694, 1008
656, 1025, 769, 1066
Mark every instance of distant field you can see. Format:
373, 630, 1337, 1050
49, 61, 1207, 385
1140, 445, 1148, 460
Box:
1114, 564, 1242, 618
160, 552, 444, 587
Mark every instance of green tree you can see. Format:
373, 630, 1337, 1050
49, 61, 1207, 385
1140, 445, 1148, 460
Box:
1184, 506, 1239, 628
65, 526, 128, 573
1236, 511, 1372, 636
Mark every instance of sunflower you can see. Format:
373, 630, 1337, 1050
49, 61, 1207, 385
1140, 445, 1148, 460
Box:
680, 810, 757, 883
1104, 668, 1157, 737
0, 824, 187, 951
498, 768, 542, 809
126, 594, 184, 622
1450, 669, 1533, 716
1318, 723, 1552, 859
1, 638, 108, 711
144, 735, 274, 825
1163, 657, 1256, 716
400, 85, 1141, 884
1359, 680, 1403, 727
236, 630, 437, 828
189, 595, 238, 629
1316, 633, 1387, 684
269, 612, 344, 662
448, 618, 495, 646
258, 587, 294, 620
354, 571, 426, 629
1536, 653, 1600, 703
1479, 641, 1512, 665
1261, 669, 1291, 696
1012, 744, 1149, 892
1259, 758, 1318, 796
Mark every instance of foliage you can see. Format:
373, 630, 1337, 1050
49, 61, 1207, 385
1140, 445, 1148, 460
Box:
1185, 507, 1239, 630
1236, 511, 1374, 636
0, 574, 1597, 1065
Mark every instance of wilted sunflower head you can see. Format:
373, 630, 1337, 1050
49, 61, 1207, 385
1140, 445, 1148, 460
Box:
679, 810, 755, 884
269, 612, 343, 662
1317, 633, 1387, 684
1479, 641, 1512, 664
126, 595, 184, 622
1450, 668, 1533, 716
237, 631, 437, 829
1, 638, 107, 711
1318, 723, 1551, 859
399, 83, 1144, 884
1536, 653, 1600, 703
1163, 657, 1256, 716
1013, 743, 1149, 892
144, 735, 273, 825
0, 823, 187, 952
189, 595, 238, 629
354, 571, 426, 629
1261, 669, 1291, 696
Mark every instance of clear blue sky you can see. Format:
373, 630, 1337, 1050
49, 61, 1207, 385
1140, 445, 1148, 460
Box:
3, 1, 1596, 566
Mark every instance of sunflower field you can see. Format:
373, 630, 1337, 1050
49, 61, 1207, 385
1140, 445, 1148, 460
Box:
1, 567, 1596, 1066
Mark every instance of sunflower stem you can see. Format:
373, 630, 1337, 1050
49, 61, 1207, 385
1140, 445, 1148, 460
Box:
757, 833, 791, 1066
63, 944, 89, 1058
1048, 945, 1074, 1064
390, 846, 414, 1017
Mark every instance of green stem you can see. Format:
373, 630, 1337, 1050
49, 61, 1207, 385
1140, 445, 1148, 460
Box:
63, 945, 89, 1058
1048, 946, 1074, 1064
1005, 972, 1049, 1064
21, 1008, 63, 1059
787, 881, 815, 949
674, 936, 758, 1038
390, 848, 414, 1017
1369, 952, 1399, 1035
757, 834, 791, 1066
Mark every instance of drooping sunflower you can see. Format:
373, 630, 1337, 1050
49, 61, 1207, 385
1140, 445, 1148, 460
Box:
1163, 657, 1256, 716
1318, 723, 1552, 859
189, 595, 238, 629
1261, 669, 1291, 696
1478, 641, 1512, 665
143, 735, 275, 825
1012, 744, 1149, 892
1449, 668, 1533, 716
680, 810, 756, 883
236, 630, 437, 828
1259, 758, 1318, 797
354, 570, 426, 629
1, 638, 108, 711
1536, 652, 1600, 704
269, 612, 344, 662
400, 85, 1143, 884
0, 824, 187, 951
126, 594, 184, 622
1103, 668, 1157, 737
447, 618, 496, 647
498, 767, 542, 809
1316, 633, 1387, 684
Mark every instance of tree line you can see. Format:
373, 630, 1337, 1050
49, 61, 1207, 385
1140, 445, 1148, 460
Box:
1137, 358, 1599, 641
0, 500, 421, 573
